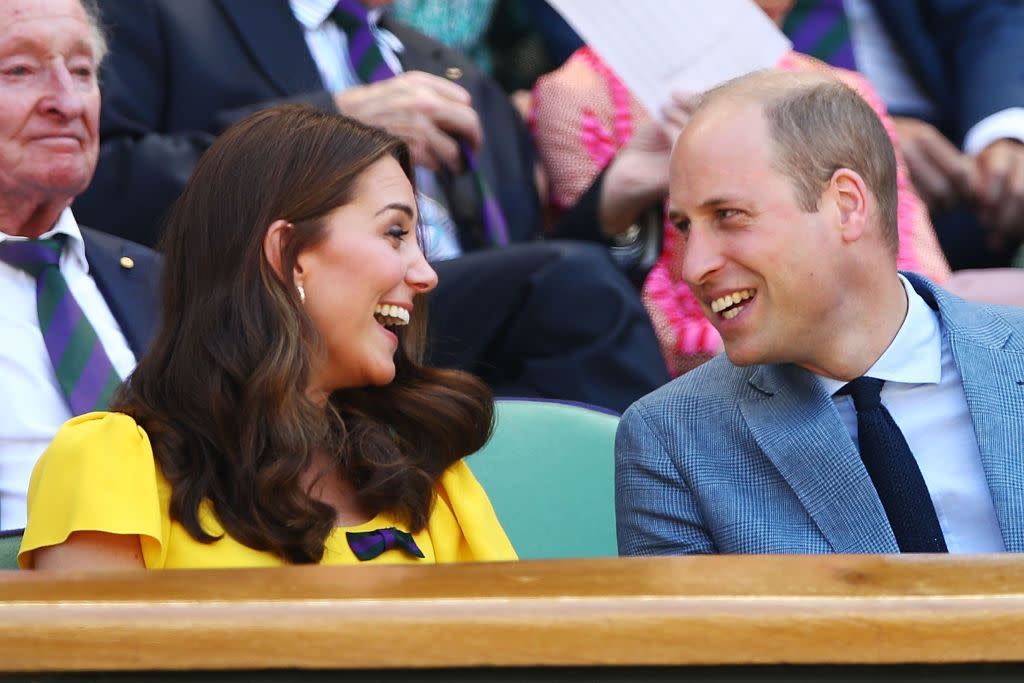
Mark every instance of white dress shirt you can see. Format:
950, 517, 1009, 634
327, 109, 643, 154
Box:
0, 209, 136, 529
844, 0, 1024, 154
817, 276, 1005, 552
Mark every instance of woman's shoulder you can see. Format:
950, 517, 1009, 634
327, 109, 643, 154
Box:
22, 412, 168, 569
58, 410, 144, 430
434, 460, 501, 527
48, 411, 152, 460
430, 459, 517, 561
435, 459, 481, 493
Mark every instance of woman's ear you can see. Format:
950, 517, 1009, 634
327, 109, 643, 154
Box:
263, 219, 293, 281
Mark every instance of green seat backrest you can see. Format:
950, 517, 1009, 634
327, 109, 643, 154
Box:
466, 399, 620, 559
0, 529, 23, 570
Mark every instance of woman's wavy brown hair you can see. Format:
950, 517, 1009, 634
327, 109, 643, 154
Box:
112, 105, 494, 563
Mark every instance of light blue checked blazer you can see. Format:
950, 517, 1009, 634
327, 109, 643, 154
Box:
616, 273, 1024, 555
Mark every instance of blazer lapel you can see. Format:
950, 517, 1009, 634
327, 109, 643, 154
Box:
81, 229, 160, 358
739, 364, 900, 553
217, 0, 325, 96
938, 289, 1024, 552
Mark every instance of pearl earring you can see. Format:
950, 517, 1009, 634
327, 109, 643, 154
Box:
296, 282, 306, 305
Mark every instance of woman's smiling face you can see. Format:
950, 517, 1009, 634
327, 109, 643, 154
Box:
296, 156, 437, 400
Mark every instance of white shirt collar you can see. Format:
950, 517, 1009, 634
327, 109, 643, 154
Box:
290, 0, 386, 30
0, 207, 89, 274
818, 274, 943, 395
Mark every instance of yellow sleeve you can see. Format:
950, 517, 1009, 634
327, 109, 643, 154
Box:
428, 460, 517, 562
19, 412, 167, 568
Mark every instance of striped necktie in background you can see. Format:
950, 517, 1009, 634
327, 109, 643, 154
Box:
782, 0, 857, 71
0, 237, 121, 415
330, 0, 509, 246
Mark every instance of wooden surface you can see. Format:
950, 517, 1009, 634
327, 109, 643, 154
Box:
2, 554, 1024, 672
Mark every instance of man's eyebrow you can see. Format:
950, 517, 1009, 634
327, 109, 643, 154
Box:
0, 37, 98, 64
699, 196, 742, 208
667, 195, 743, 226
666, 208, 687, 227
0, 36, 35, 54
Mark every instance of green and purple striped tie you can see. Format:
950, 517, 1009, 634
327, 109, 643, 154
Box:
783, 0, 857, 71
0, 237, 121, 415
330, 0, 508, 246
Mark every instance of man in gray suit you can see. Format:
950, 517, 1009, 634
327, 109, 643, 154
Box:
616, 69, 1024, 555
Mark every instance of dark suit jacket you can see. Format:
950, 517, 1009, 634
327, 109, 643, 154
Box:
75, 0, 546, 248
80, 227, 161, 358
870, 0, 1024, 146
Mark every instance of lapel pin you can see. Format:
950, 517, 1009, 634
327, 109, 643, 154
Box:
119, 256, 135, 270
445, 66, 462, 80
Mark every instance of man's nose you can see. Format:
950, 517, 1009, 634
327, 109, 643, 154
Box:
41, 63, 86, 119
679, 226, 726, 287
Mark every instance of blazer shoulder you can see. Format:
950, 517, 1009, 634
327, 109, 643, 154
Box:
383, 18, 480, 75
910, 273, 1024, 348
80, 226, 160, 266
629, 354, 754, 417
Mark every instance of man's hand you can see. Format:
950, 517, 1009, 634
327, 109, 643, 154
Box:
333, 71, 482, 171
659, 91, 699, 140
892, 116, 974, 215
972, 138, 1024, 245
598, 93, 698, 237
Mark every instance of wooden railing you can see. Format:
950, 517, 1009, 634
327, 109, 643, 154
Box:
2, 554, 1024, 679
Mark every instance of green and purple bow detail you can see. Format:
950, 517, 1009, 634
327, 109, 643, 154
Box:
346, 527, 425, 561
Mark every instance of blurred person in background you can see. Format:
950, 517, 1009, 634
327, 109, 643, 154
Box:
0, 0, 158, 530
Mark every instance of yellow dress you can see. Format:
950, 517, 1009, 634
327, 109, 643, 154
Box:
19, 412, 516, 568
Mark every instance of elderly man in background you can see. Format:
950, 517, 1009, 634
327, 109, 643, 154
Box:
0, 0, 159, 529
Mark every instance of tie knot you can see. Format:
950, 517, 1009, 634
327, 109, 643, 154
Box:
331, 0, 371, 31
330, 0, 393, 84
0, 237, 64, 278
838, 376, 884, 410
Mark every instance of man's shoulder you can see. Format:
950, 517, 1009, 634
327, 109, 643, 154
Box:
79, 227, 160, 265
626, 354, 757, 419
909, 272, 1024, 342
382, 17, 482, 77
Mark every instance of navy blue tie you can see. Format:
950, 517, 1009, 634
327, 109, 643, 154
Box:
840, 377, 948, 553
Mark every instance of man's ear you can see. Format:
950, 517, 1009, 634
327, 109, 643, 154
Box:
263, 219, 293, 281
829, 168, 869, 244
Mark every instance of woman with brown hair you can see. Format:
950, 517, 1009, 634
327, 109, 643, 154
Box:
18, 105, 515, 567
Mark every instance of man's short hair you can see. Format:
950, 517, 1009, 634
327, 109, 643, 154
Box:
699, 71, 899, 256
78, 0, 108, 64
